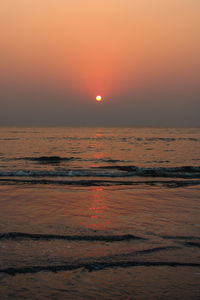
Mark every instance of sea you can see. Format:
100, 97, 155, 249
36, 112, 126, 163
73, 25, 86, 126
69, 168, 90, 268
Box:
0, 127, 199, 299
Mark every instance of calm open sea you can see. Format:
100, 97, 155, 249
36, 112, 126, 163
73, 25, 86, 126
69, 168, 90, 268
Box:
0, 127, 199, 299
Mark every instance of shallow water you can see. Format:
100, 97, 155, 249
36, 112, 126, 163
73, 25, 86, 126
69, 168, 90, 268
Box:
0, 127, 200, 299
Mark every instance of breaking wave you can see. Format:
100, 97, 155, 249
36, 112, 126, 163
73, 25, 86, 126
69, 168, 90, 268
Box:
0, 166, 200, 179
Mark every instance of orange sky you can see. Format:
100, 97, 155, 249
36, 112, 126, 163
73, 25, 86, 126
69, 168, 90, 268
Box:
0, 0, 200, 125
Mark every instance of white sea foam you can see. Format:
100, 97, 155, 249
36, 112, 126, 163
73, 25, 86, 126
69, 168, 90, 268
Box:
0, 166, 199, 178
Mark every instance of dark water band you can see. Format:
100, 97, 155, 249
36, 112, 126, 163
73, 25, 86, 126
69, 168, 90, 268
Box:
0, 178, 200, 187
0, 232, 145, 242
1, 261, 200, 276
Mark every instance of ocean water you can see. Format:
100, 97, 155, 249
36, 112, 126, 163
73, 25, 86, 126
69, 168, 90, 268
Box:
0, 127, 199, 299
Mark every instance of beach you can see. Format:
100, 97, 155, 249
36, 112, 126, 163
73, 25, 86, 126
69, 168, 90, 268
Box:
0, 127, 199, 299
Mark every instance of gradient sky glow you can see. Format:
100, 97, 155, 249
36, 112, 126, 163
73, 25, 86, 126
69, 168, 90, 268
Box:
0, 0, 200, 126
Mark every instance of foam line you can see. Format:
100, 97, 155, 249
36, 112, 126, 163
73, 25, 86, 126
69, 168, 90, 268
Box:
0, 178, 200, 187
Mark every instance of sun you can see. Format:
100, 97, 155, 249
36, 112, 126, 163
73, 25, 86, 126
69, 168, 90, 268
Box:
96, 95, 102, 101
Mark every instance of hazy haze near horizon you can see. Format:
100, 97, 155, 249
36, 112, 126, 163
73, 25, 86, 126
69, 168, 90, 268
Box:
0, 0, 199, 127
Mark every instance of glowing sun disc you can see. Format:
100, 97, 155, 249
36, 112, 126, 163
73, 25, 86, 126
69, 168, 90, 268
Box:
96, 95, 102, 101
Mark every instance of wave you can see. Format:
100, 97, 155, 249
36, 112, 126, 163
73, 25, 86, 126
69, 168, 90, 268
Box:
1, 261, 199, 276
101, 165, 200, 178
144, 137, 199, 142
0, 166, 200, 178
159, 235, 200, 240
19, 156, 75, 164
0, 178, 199, 187
28, 136, 200, 142
0, 232, 144, 242
99, 158, 126, 163
182, 242, 200, 248
1, 231, 199, 276
134, 246, 181, 254
5, 156, 130, 164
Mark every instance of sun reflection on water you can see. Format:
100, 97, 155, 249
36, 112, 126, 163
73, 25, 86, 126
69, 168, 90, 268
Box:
81, 130, 111, 230
82, 187, 110, 230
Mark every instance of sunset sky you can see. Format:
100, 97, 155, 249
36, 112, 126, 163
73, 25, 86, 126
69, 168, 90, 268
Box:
0, 0, 199, 126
